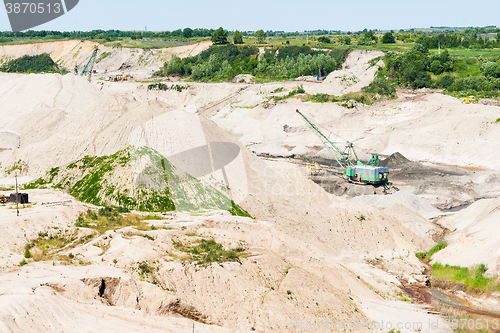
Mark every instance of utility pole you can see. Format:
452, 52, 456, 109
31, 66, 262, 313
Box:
15, 173, 19, 216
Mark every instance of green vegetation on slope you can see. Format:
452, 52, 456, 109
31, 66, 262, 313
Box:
379, 44, 500, 98
74, 206, 151, 234
155, 44, 349, 82
303, 78, 397, 106
415, 241, 447, 261
25, 146, 252, 217
0, 53, 63, 73
431, 263, 500, 292
173, 238, 247, 266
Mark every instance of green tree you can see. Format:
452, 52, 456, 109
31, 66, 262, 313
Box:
364, 29, 377, 41
211, 27, 228, 45
342, 36, 351, 45
382, 32, 396, 44
430, 60, 444, 74
318, 36, 331, 44
182, 28, 193, 39
254, 29, 267, 43
233, 30, 243, 44
480, 61, 500, 78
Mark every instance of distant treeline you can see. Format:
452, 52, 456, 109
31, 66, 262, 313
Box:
413, 33, 500, 50
155, 45, 349, 82
0, 26, 500, 41
0, 29, 216, 40
381, 43, 500, 97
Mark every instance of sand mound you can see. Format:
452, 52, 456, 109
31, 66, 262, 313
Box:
381, 152, 412, 168
0, 40, 212, 80
433, 197, 500, 275
307, 50, 385, 96
40, 146, 238, 213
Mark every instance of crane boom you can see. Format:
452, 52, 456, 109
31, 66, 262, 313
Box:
295, 109, 389, 185
295, 109, 356, 170
75, 48, 98, 80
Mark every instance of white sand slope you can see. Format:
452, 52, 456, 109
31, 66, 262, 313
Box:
308, 50, 385, 96
432, 197, 500, 275
0, 40, 212, 80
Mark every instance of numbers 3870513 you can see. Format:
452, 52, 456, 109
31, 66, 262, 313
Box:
5, 2, 61, 14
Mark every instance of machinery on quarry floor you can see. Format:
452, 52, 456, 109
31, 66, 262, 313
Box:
296, 109, 389, 185
74, 48, 98, 81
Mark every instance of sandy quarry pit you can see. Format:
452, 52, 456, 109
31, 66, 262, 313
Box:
0, 43, 500, 331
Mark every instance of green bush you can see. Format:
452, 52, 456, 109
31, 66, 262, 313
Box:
362, 78, 396, 96
382, 32, 396, 44
156, 45, 348, 82
415, 252, 426, 260
434, 75, 455, 89
480, 61, 500, 78
0, 53, 60, 73
307, 93, 331, 103
426, 241, 447, 261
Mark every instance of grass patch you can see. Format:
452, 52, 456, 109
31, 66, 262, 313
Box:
136, 261, 163, 286
75, 206, 146, 234
432, 263, 500, 292
96, 51, 111, 62
305, 93, 337, 103
272, 85, 305, 101
415, 241, 447, 261
5, 160, 25, 175
143, 214, 165, 220
172, 238, 247, 267
228, 200, 253, 218
426, 241, 447, 261
24, 230, 92, 261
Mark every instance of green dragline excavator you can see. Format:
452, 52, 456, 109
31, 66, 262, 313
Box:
296, 109, 389, 185
74, 48, 98, 81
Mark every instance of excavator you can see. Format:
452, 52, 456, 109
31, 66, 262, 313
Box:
74, 48, 98, 81
296, 109, 389, 185
110, 64, 128, 82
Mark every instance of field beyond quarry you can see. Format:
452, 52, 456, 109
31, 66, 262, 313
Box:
1, 41, 500, 332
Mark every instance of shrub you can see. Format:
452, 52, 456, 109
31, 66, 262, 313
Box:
173, 238, 246, 266
382, 32, 396, 44
415, 252, 426, 260
435, 75, 455, 89
307, 93, 331, 103
426, 241, 447, 261
430, 60, 444, 75
0, 53, 60, 73
24, 248, 32, 259
480, 61, 500, 78
363, 78, 396, 96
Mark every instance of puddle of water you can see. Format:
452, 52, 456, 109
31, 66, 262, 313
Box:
400, 279, 500, 319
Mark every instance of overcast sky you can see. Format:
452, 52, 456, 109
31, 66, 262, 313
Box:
0, 0, 498, 32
